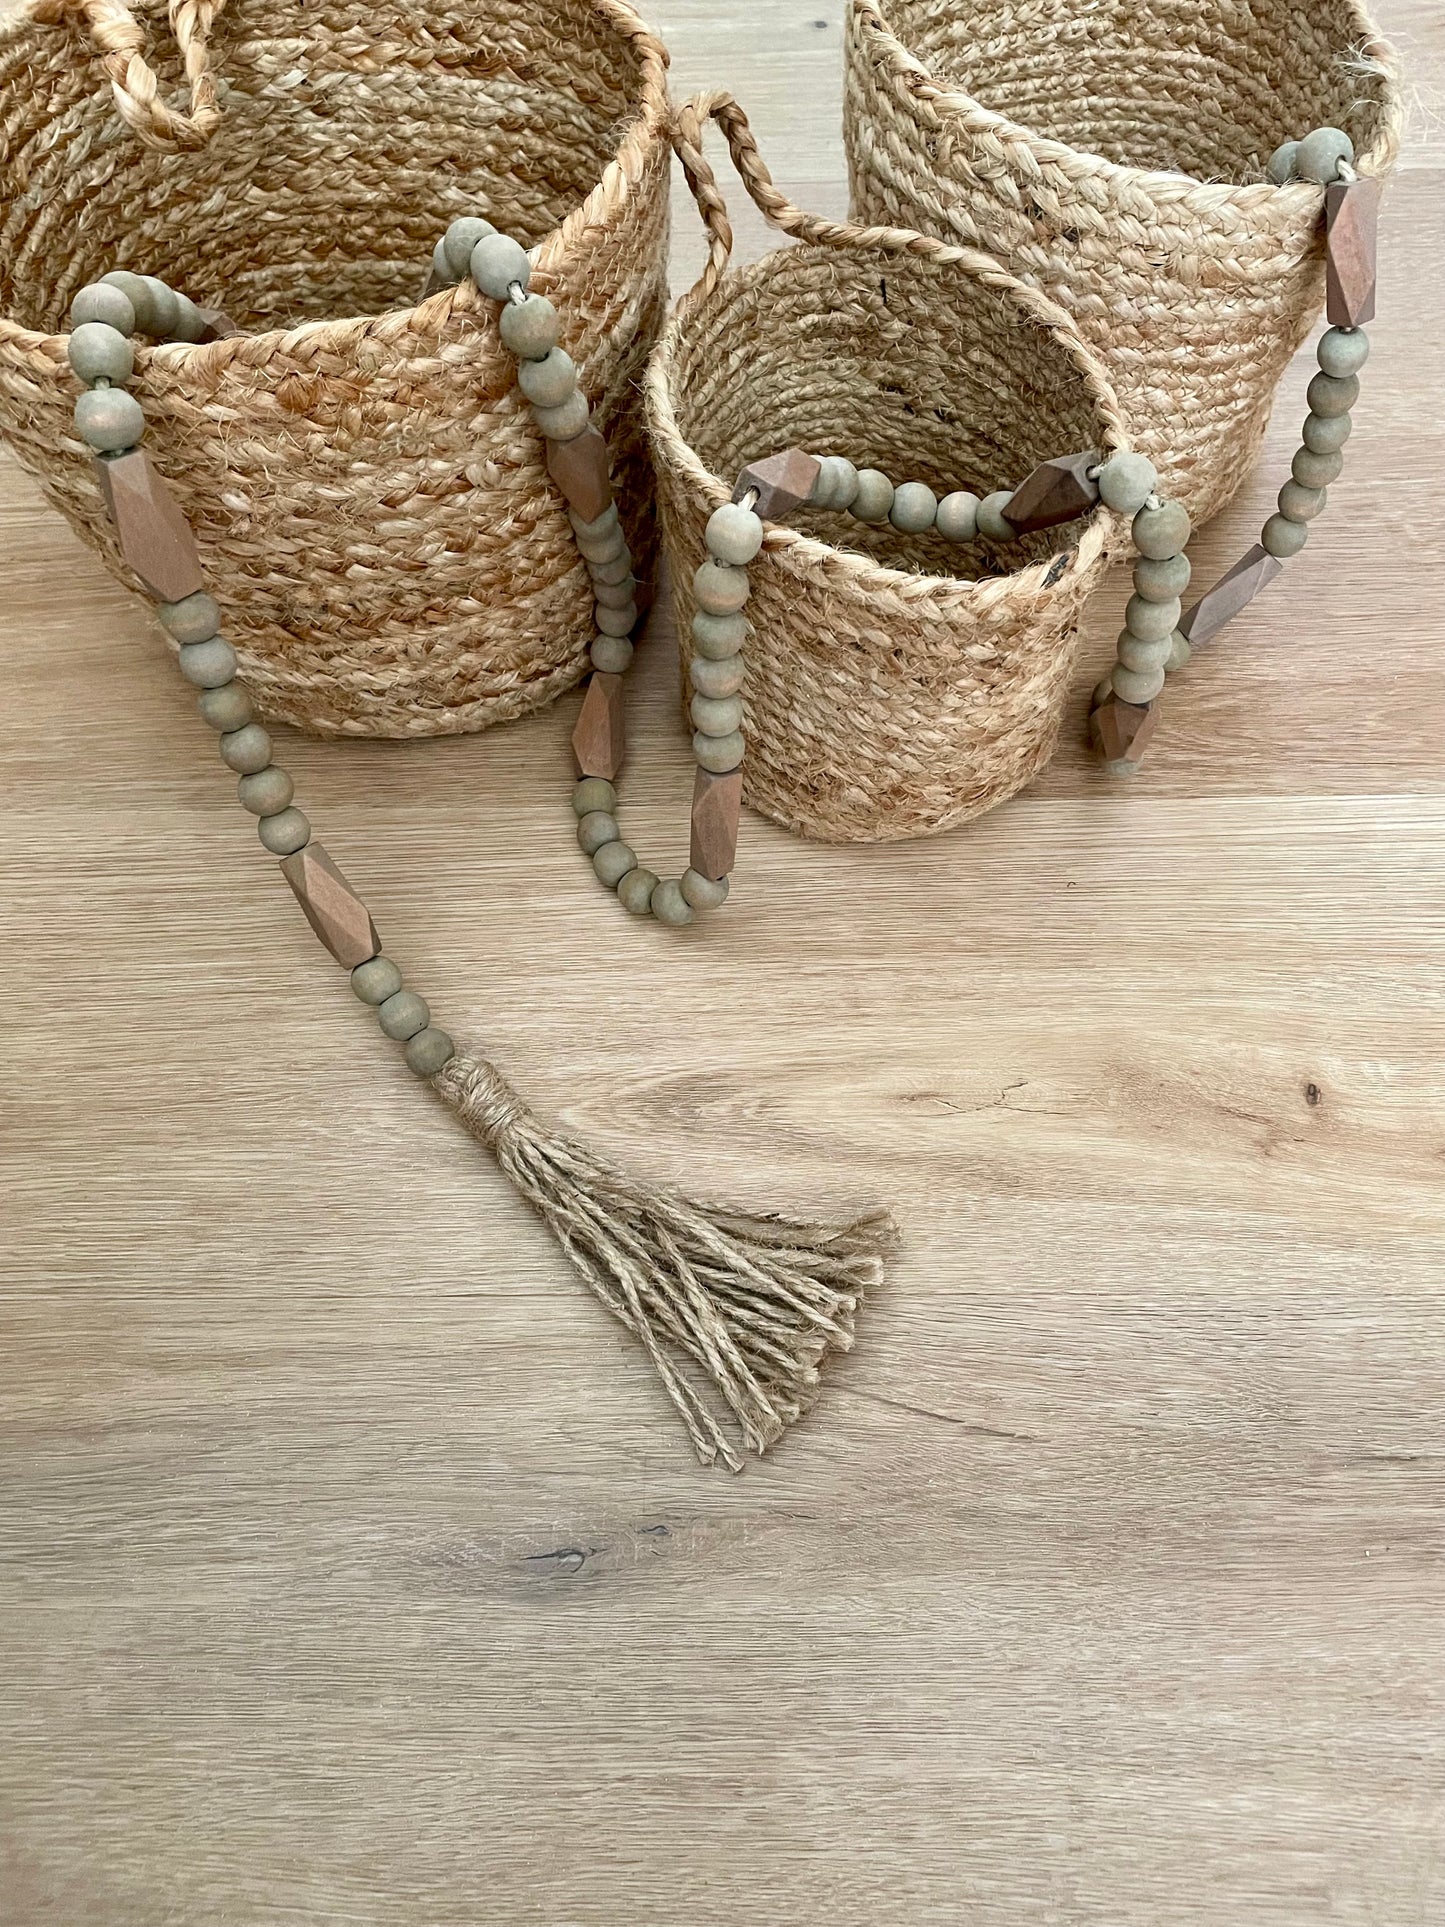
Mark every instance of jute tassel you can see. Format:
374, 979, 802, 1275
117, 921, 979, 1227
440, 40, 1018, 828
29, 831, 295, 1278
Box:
433, 1052, 898, 1469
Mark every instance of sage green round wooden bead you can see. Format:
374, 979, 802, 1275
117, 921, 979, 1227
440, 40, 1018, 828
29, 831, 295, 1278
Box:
533, 392, 589, 442
442, 216, 495, 277
694, 560, 749, 615
976, 491, 1016, 541
351, 956, 403, 1005
74, 386, 144, 451
590, 634, 633, 673
576, 529, 624, 567
428, 236, 453, 286
1262, 513, 1309, 558
178, 637, 238, 688
158, 592, 221, 644
593, 573, 637, 610
617, 866, 658, 915
706, 501, 764, 565
1164, 631, 1191, 672
499, 293, 559, 359
518, 348, 577, 408
379, 989, 430, 1041
889, 481, 938, 533
850, 468, 894, 523
1098, 451, 1157, 514
1111, 663, 1165, 704
595, 601, 637, 637
1317, 327, 1369, 378
1291, 445, 1343, 489
694, 729, 744, 773
691, 692, 742, 736
570, 504, 619, 543
1124, 593, 1181, 642
257, 806, 311, 855
573, 777, 616, 817
1132, 552, 1191, 601
219, 722, 273, 774
812, 456, 858, 510
67, 321, 134, 384
170, 293, 206, 344
592, 839, 638, 888
1278, 479, 1326, 523
238, 765, 294, 817
140, 278, 179, 339
590, 551, 634, 587
935, 491, 980, 542
100, 271, 152, 327
197, 681, 254, 731
1266, 139, 1300, 184
681, 869, 729, 910
1306, 371, 1358, 418
1117, 631, 1173, 674
1301, 410, 1352, 454
577, 809, 620, 855
406, 1027, 456, 1076
690, 652, 743, 698
1296, 126, 1354, 184
471, 232, 530, 298
650, 878, 693, 927
70, 283, 136, 334
1132, 499, 1191, 560
692, 611, 747, 658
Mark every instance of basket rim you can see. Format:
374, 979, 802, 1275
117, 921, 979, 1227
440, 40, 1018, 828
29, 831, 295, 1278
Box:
0, 0, 672, 362
646, 241, 1123, 612
850, 0, 1404, 210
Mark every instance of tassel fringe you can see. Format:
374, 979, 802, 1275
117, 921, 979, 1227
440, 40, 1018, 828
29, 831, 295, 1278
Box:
433, 1050, 898, 1469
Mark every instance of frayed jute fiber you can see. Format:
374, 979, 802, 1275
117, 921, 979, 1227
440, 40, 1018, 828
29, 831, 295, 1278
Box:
0, 0, 671, 737
844, 0, 1403, 529
648, 92, 1130, 844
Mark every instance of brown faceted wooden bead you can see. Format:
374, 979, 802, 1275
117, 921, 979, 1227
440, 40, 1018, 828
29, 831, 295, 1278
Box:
546, 425, 613, 523
1090, 694, 1159, 764
279, 840, 380, 969
733, 448, 821, 520
93, 450, 205, 603
571, 671, 625, 780
194, 305, 240, 341
1325, 177, 1379, 328
1005, 450, 1100, 534
1177, 543, 1283, 646
689, 764, 743, 881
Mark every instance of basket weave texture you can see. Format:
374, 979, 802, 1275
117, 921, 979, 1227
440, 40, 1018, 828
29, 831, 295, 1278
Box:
844, 0, 1403, 529
648, 95, 1129, 845
0, 0, 671, 738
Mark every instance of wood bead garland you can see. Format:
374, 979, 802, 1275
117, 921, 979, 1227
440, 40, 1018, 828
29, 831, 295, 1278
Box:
60, 225, 896, 1475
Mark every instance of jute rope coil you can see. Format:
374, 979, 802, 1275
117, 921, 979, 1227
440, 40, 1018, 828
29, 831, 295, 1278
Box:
647, 93, 1130, 844
844, 0, 1403, 528
0, 0, 671, 738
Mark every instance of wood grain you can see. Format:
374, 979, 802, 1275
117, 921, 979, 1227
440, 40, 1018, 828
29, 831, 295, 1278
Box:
2, 4, 1443, 1924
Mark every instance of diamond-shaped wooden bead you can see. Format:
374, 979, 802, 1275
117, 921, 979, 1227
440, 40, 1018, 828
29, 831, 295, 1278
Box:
1325, 177, 1379, 328
93, 450, 205, 603
1090, 694, 1159, 765
1006, 451, 1100, 534
689, 765, 743, 881
547, 425, 613, 523
571, 671, 625, 779
733, 449, 821, 520
194, 305, 239, 341
279, 840, 380, 969
1177, 543, 1283, 646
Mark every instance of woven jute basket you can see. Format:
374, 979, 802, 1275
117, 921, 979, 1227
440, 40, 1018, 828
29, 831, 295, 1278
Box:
648, 94, 1129, 844
844, 0, 1403, 529
0, 0, 671, 737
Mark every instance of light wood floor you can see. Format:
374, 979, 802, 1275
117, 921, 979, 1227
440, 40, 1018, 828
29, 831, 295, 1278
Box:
3, 4, 1442, 1922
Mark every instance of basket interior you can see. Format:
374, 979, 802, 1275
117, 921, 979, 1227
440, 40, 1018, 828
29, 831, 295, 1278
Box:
0, 0, 650, 333
666, 244, 1110, 582
884, 0, 1394, 180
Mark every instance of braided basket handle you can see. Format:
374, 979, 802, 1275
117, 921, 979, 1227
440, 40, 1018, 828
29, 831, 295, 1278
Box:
31, 0, 225, 151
